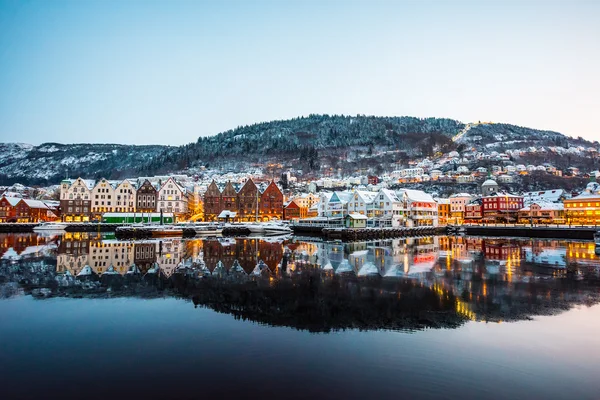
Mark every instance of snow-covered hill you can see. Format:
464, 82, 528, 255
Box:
0, 143, 171, 185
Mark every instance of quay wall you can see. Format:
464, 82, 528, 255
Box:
0, 223, 125, 233
462, 225, 597, 240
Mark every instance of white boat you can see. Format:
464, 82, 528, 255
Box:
190, 223, 223, 235
262, 222, 292, 235
33, 222, 67, 231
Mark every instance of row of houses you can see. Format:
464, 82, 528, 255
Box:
59, 177, 189, 221
461, 181, 600, 225
287, 188, 440, 227
0, 196, 59, 223
203, 179, 285, 222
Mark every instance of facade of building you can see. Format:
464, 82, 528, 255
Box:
91, 178, 116, 217
157, 177, 188, 218
481, 179, 500, 196
465, 199, 483, 222
202, 179, 284, 222
136, 179, 158, 213
482, 193, 524, 222
60, 178, 94, 222
564, 182, 600, 225
449, 193, 472, 224
203, 181, 223, 221
397, 189, 438, 227
114, 180, 137, 213
518, 202, 565, 224
437, 198, 450, 226
0, 196, 20, 222
260, 181, 284, 221
284, 200, 304, 220
13, 199, 56, 222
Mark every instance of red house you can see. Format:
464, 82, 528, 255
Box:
465, 199, 482, 223
482, 193, 524, 223
14, 199, 57, 222
0, 196, 20, 222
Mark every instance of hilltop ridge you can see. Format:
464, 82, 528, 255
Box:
0, 115, 596, 185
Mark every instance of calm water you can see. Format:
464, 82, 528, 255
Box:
1, 232, 600, 399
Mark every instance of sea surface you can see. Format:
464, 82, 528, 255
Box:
1, 232, 599, 400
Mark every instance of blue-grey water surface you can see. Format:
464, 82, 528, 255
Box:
1, 233, 599, 400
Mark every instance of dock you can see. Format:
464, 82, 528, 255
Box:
293, 225, 445, 241
458, 224, 598, 240
0, 223, 126, 233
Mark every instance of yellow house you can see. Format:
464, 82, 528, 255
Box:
564, 182, 600, 225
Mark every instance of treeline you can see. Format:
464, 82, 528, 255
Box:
138, 114, 464, 173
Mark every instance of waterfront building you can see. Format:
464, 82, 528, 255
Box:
259, 181, 284, 221
373, 188, 404, 227
13, 199, 56, 222
437, 198, 450, 226
284, 199, 304, 220
397, 189, 438, 227
203, 179, 284, 222
465, 198, 483, 223
114, 180, 137, 213
449, 193, 472, 224
564, 182, 600, 225
518, 203, 565, 224
0, 196, 20, 222
157, 177, 188, 219
136, 179, 158, 213
91, 178, 116, 218
347, 190, 377, 217
203, 181, 223, 221
482, 193, 524, 223
60, 178, 94, 222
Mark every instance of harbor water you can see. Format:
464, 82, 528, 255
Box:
1, 232, 599, 399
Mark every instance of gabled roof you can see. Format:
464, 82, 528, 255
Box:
20, 199, 49, 209
354, 190, 377, 203
378, 188, 400, 202
2, 196, 21, 206
397, 189, 435, 203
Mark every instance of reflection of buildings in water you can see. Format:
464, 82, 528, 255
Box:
56, 232, 93, 275
134, 242, 156, 274
203, 238, 284, 274
522, 240, 567, 269
0, 233, 56, 261
566, 241, 599, 268
89, 240, 134, 275
156, 239, 185, 278
311, 237, 440, 277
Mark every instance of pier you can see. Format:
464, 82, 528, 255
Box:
0, 223, 125, 233
292, 225, 445, 241
458, 224, 598, 240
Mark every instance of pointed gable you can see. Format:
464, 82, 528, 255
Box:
261, 180, 282, 197
221, 181, 237, 197
205, 180, 222, 197
238, 178, 258, 197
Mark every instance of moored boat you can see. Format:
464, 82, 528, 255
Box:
33, 222, 68, 231
150, 226, 183, 237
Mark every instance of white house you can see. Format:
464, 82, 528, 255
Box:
91, 178, 116, 215
373, 188, 404, 227
347, 190, 377, 217
157, 177, 188, 217
114, 180, 137, 213
396, 189, 439, 227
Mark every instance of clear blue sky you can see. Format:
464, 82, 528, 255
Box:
1, 0, 599, 145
